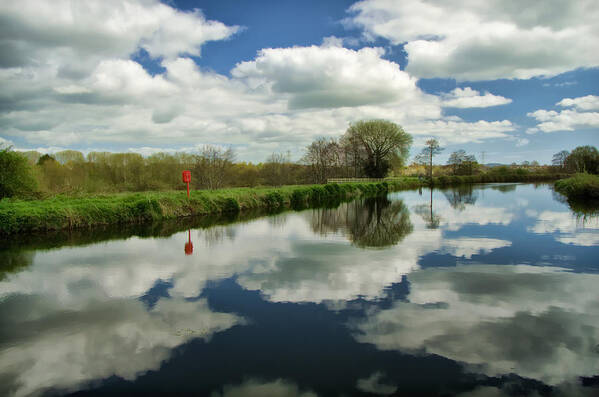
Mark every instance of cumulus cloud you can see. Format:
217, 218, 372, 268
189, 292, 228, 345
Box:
232, 45, 421, 109
0, 0, 523, 160
349, 0, 599, 80
527, 95, 599, 133
557, 95, 599, 111
441, 87, 512, 108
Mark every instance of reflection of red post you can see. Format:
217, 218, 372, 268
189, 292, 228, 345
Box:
184, 229, 193, 255
182, 170, 191, 198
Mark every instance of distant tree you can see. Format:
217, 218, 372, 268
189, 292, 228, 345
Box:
564, 145, 599, 174
344, 119, 412, 178
447, 150, 478, 175
552, 150, 570, 170
302, 138, 340, 183
194, 146, 235, 189
262, 152, 287, 186
54, 150, 85, 164
37, 154, 57, 166
415, 138, 443, 179
0, 147, 38, 198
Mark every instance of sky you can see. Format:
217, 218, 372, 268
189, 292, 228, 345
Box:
0, 0, 598, 164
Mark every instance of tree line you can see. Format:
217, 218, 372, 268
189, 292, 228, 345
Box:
1, 119, 597, 199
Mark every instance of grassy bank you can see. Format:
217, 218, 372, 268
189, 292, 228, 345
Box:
0, 182, 400, 235
428, 172, 568, 186
0, 173, 567, 235
554, 173, 599, 200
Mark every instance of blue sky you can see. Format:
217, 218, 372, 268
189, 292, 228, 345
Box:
1, 0, 598, 164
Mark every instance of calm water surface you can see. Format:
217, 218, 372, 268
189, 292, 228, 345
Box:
1, 184, 598, 396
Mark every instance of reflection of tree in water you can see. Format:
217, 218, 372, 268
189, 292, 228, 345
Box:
0, 250, 35, 280
413, 188, 441, 229
310, 197, 413, 248
443, 185, 478, 211
199, 225, 236, 247
490, 184, 517, 193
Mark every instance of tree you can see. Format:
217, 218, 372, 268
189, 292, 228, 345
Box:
552, 150, 569, 170
302, 138, 340, 183
447, 150, 477, 175
564, 146, 599, 174
194, 145, 236, 189
344, 120, 412, 178
0, 147, 38, 198
415, 138, 443, 179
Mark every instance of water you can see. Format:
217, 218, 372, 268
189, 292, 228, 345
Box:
1, 183, 598, 396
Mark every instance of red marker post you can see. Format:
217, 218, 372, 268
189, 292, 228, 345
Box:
182, 170, 191, 198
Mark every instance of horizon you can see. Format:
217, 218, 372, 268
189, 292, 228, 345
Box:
1, 0, 598, 165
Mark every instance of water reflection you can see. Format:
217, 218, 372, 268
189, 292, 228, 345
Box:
413, 188, 441, 229
443, 184, 478, 210
353, 265, 599, 385
184, 229, 193, 255
310, 197, 413, 248
0, 184, 598, 396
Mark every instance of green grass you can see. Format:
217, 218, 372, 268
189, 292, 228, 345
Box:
554, 173, 599, 200
0, 183, 394, 235
0, 173, 572, 235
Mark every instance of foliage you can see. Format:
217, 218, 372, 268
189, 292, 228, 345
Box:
555, 173, 599, 200
345, 119, 412, 178
447, 150, 478, 175
0, 147, 39, 199
415, 138, 443, 179
0, 182, 392, 235
564, 146, 599, 174
552, 150, 569, 169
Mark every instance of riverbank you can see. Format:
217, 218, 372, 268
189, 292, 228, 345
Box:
554, 173, 599, 200
0, 182, 405, 235
0, 174, 568, 235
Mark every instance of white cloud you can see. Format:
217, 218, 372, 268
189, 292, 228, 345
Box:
349, 0, 599, 80
515, 138, 529, 147
232, 45, 420, 109
557, 95, 599, 111
441, 87, 512, 108
0, 0, 523, 160
527, 95, 599, 133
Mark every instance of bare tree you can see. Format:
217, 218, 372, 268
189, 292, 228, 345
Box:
552, 150, 569, 170
194, 145, 235, 189
415, 138, 443, 179
302, 138, 340, 183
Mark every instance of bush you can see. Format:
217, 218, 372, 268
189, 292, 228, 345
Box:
222, 197, 240, 213
555, 174, 599, 200
0, 147, 39, 199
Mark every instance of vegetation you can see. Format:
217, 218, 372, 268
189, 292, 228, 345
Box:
415, 138, 443, 179
344, 120, 412, 178
554, 173, 599, 200
0, 182, 404, 235
447, 150, 477, 175
0, 147, 38, 199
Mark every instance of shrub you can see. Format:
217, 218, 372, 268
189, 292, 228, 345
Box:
0, 147, 39, 199
222, 197, 240, 213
